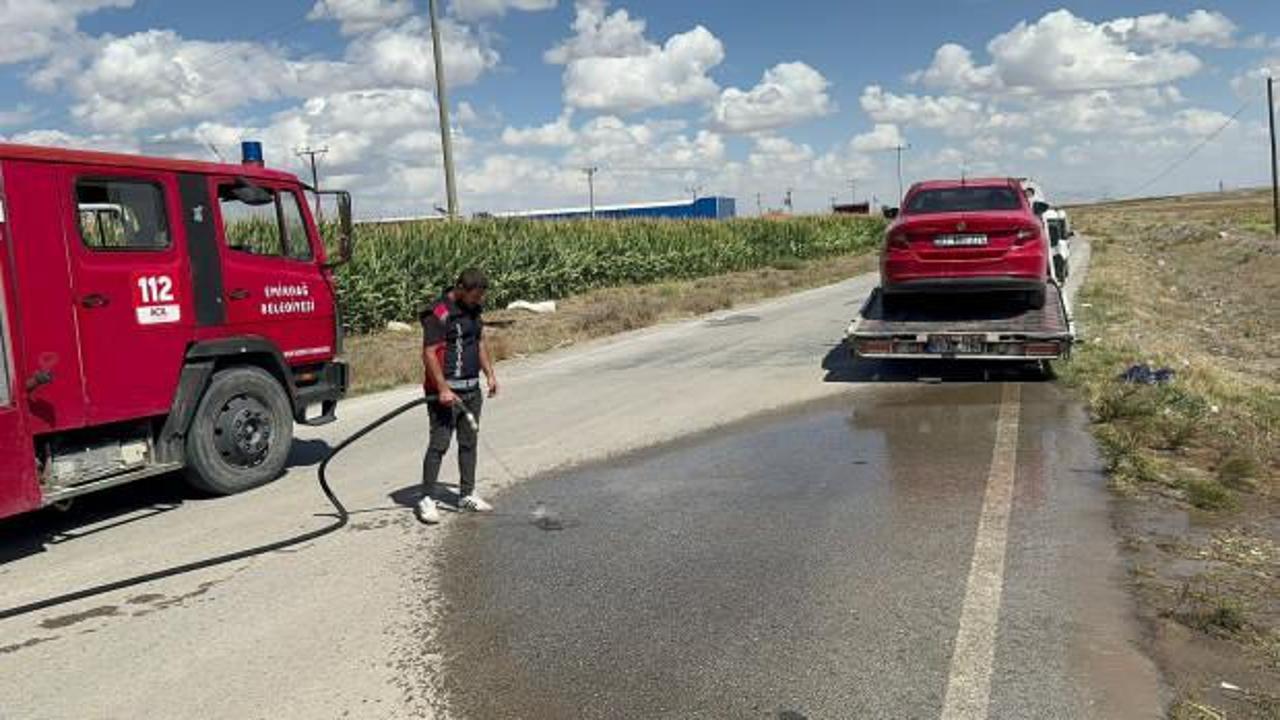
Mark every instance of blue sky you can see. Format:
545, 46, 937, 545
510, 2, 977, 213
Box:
1, 1, 1277, 216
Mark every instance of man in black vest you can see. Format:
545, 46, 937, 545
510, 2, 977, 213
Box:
416, 268, 499, 524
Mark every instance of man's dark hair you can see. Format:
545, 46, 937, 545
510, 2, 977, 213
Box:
455, 267, 489, 291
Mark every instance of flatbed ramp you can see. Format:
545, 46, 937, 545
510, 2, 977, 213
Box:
846, 283, 1074, 360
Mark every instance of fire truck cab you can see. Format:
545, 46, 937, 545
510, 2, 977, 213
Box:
0, 142, 352, 520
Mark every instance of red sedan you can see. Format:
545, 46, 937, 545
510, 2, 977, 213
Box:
880, 178, 1051, 308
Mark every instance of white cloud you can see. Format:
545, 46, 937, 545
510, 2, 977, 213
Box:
566, 115, 724, 169
915, 9, 1210, 94
549, 1, 724, 113
544, 0, 649, 64
712, 62, 832, 134
850, 123, 904, 152
44, 15, 496, 133
308, 0, 414, 36
3, 127, 137, 153
63, 30, 320, 132
450, 0, 557, 21
1102, 10, 1237, 49
1172, 108, 1233, 136
0, 0, 133, 64
501, 111, 576, 147
343, 16, 499, 89
910, 44, 999, 92
747, 135, 813, 170
0, 105, 36, 129
860, 85, 989, 136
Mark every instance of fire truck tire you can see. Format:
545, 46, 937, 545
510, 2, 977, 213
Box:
185, 366, 294, 495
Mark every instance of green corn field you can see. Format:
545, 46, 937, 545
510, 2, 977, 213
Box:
326, 216, 884, 333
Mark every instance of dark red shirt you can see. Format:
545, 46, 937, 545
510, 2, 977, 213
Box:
421, 293, 483, 392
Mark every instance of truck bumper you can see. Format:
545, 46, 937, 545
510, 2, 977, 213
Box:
293, 361, 348, 426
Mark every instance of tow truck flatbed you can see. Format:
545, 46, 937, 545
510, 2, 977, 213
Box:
846, 282, 1074, 361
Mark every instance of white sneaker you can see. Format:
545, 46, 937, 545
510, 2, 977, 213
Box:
458, 494, 493, 512
415, 497, 442, 524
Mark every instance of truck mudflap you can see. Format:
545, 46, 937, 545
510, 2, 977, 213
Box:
293, 360, 347, 426
846, 282, 1074, 360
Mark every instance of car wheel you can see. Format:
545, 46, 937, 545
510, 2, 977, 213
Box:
185, 366, 294, 495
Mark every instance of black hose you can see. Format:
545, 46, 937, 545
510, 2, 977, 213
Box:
0, 397, 430, 622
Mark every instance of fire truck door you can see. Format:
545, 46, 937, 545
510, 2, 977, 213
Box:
63, 168, 193, 426
2, 160, 86, 434
211, 178, 335, 365
0, 219, 40, 516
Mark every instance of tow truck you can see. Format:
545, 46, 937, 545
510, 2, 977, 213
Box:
845, 280, 1074, 364
846, 177, 1075, 367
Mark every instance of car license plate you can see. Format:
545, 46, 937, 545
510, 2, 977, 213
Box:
927, 335, 984, 353
934, 234, 987, 247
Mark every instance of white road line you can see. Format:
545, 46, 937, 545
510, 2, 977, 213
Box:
940, 382, 1022, 720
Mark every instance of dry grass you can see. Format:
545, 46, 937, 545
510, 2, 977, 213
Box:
1064, 189, 1279, 718
344, 252, 875, 395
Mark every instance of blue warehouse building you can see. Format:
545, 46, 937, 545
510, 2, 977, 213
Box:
496, 196, 736, 221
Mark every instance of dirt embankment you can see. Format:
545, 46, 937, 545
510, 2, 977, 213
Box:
1067, 190, 1279, 718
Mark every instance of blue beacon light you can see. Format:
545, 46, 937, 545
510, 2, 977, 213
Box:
241, 141, 264, 166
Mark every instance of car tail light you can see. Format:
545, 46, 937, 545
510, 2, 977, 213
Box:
1014, 227, 1040, 245
857, 339, 892, 355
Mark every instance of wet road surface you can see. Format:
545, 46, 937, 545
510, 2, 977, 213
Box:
436, 382, 1161, 719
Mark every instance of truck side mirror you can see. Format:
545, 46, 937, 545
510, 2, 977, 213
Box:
1032, 201, 1050, 215
882, 206, 899, 220
320, 190, 354, 269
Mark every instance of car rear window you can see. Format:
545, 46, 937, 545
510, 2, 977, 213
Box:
905, 187, 1023, 214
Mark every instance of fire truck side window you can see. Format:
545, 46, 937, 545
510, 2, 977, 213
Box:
281, 192, 313, 261
75, 179, 170, 251
218, 185, 312, 261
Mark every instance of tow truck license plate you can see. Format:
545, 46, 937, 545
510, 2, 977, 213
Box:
934, 234, 987, 247
927, 335, 984, 353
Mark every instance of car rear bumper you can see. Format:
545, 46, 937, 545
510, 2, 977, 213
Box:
882, 276, 1045, 295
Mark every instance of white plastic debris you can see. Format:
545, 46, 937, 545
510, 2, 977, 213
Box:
507, 300, 557, 314
1220, 681, 1242, 692
386, 320, 414, 332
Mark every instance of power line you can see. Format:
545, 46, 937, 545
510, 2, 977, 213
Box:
1127, 95, 1255, 199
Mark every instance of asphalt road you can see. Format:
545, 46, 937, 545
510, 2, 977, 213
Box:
0, 238, 1161, 718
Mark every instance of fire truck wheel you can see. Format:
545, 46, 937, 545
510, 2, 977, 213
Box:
185, 366, 294, 495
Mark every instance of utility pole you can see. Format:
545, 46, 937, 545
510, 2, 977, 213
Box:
784, 188, 794, 213
428, 0, 458, 219
755, 192, 763, 216
583, 166, 599, 218
847, 178, 857, 204
685, 184, 704, 202
892, 143, 911, 203
296, 146, 329, 220
1268, 75, 1278, 237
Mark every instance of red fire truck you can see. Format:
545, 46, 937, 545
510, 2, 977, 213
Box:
0, 142, 352, 520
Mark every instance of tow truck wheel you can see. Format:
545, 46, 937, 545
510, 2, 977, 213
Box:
185, 366, 293, 495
